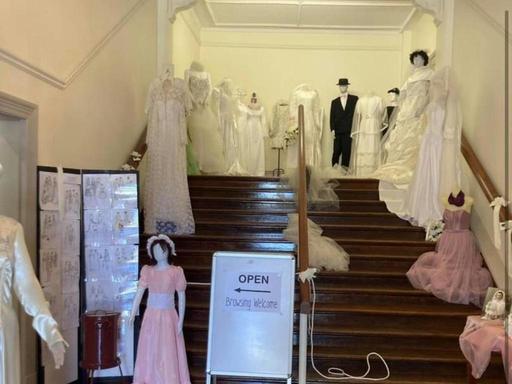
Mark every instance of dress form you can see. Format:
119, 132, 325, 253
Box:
131, 236, 190, 384
242, 93, 267, 176
0, 163, 67, 384
443, 188, 474, 213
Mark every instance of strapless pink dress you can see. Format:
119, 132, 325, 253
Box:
133, 265, 190, 384
407, 209, 492, 306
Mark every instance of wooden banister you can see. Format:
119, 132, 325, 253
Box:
297, 105, 311, 312
461, 133, 510, 222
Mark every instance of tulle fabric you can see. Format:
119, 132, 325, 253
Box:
133, 266, 190, 384
459, 317, 512, 382
283, 213, 349, 272
406, 210, 492, 307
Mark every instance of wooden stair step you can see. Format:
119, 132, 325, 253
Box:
193, 221, 426, 241
192, 209, 412, 226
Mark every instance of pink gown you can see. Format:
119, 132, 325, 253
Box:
133, 265, 191, 384
406, 209, 492, 307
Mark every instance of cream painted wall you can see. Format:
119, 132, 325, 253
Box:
451, 0, 512, 288
0, 1, 157, 383
172, 9, 201, 77
0, 0, 156, 170
199, 29, 403, 170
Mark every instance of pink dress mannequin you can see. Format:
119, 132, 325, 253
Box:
406, 190, 493, 306
130, 235, 190, 384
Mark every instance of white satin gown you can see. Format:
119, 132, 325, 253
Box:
0, 216, 65, 384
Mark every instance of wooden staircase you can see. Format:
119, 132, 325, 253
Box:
139, 175, 506, 384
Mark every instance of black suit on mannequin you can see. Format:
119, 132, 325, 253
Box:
330, 94, 358, 167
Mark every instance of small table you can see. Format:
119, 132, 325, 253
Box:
459, 315, 511, 383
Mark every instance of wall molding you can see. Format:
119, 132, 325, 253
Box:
466, 0, 512, 46
0, 0, 148, 90
201, 40, 401, 52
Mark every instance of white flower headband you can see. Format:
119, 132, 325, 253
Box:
146, 234, 176, 258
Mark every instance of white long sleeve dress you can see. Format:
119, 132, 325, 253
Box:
240, 104, 268, 176
286, 84, 322, 169
0, 216, 65, 384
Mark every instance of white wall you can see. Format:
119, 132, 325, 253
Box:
451, 0, 512, 288
199, 29, 403, 170
0, 0, 156, 170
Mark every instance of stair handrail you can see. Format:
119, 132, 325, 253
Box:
461, 133, 510, 222
297, 104, 311, 309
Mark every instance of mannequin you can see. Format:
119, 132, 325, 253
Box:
383, 88, 399, 136
130, 234, 189, 384
144, 64, 195, 235
443, 187, 474, 213
0, 163, 67, 384
372, 50, 433, 186
330, 78, 359, 167
213, 78, 246, 175
240, 92, 267, 176
185, 61, 226, 174
406, 180, 492, 306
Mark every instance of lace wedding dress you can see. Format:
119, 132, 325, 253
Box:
286, 84, 322, 169
0, 216, 65, 384
372, 66, 433, 185
144, 77, 195, 235
239, 104, 267, 176
185, 69, 225, 174
349, 95, 385, 177
270, 101, 290, 149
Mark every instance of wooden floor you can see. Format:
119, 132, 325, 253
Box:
103, 176, 506, 384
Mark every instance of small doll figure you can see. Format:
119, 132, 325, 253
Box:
482, 289, 506, 320
130, 234, 190, 384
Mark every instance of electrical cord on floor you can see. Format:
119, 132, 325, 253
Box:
298, 269, 391, 381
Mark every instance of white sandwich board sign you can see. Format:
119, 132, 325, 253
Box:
206, 252, 295, 384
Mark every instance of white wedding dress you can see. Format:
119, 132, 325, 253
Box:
213, 81, 247, 175
0, 216, 65, 384
401, 68, 462, 228
144, 76, 195, 235
286, 84, 322, 169
350, 95, 385, 177
185, 69, 226, 174
372, 66, 434, 186
283, 214, 349, 271
240, 104, 267, 176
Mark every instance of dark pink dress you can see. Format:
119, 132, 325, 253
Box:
133, 265, 191, 384
407, 209, 492, 306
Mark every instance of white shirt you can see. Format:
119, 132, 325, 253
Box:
340, 93, 348, 109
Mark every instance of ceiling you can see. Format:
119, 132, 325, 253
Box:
192, 0, 416, 31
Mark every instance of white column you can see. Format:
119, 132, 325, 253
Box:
157, 0, 170, 74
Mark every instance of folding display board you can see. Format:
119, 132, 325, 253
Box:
36, 167, 140, 383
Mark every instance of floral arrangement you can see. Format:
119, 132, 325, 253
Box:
120, 151, 143, 171
426, 220, 445, 242
283, 126, 299, 146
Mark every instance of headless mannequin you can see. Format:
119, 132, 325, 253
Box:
442, 186, 474, 213
248, 92, 261, 110
190, 61, 204, 72
129, 244, 186, 333
0, 163, 66, 371
160, 64, 175, 91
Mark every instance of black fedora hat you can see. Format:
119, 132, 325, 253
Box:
336, 78, 350, 86
387, 87, 400, 95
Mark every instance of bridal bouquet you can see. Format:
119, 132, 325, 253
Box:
426, 220, 445, 242
284, 126, 299, 146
